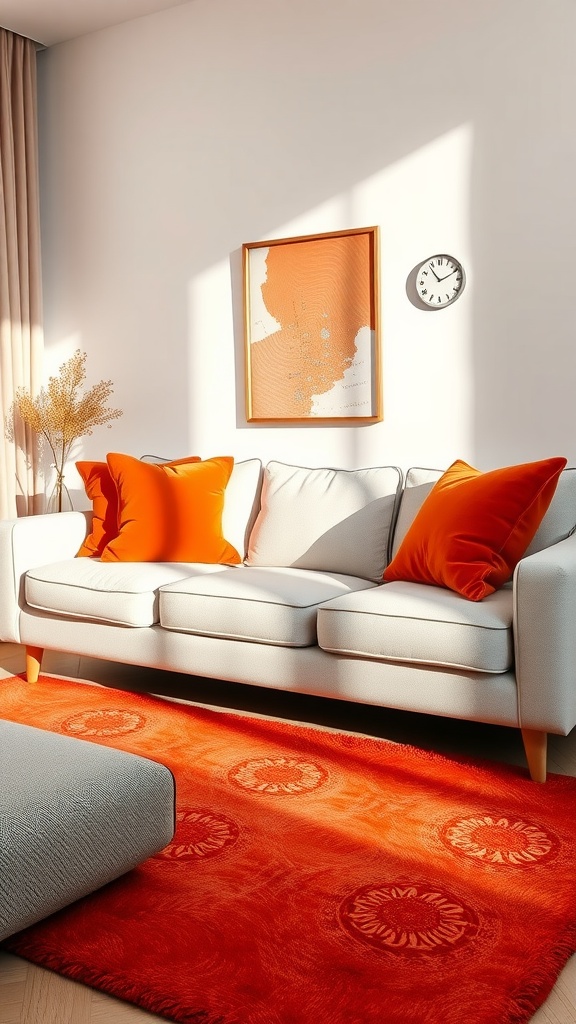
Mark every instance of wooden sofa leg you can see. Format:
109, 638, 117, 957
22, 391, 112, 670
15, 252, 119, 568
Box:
26, 646, 44, 683
521, 728, 547, 783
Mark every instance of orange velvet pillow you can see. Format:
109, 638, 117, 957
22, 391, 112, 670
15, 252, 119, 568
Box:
100, 453, 241, 564
76, 461, 120, 557
76, 456, 201, 558
384, 457, 567, 601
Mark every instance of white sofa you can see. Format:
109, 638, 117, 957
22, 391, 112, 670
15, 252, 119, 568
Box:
2, 457, 576, 784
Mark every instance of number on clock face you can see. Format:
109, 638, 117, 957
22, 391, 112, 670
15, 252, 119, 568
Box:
416, 255, 465, 308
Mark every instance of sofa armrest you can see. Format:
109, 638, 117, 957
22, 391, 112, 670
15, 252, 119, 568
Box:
513, 532, 576, 734
0, 511, 91, 643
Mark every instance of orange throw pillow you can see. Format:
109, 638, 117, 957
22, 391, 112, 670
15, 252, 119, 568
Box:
76, 461, 120, 557
76, 456, 201, 558
384, 457, 567, 601
100, 453, 241, 564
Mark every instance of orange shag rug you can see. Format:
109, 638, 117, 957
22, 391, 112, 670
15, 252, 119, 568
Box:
2, 673, 576, 1024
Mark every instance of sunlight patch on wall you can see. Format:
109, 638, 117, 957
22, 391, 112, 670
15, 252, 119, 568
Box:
186, 126, 476, 468
263, 197, 352, 247
44, 334, 83, 378
349, 124, 476, 465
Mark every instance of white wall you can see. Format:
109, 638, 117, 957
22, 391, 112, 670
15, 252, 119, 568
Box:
37, 0, 576, 503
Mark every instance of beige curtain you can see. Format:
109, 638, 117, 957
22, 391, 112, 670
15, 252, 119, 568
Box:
0, 28, 44, 518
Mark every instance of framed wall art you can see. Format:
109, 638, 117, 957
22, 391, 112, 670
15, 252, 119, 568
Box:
242, 225, 381, 423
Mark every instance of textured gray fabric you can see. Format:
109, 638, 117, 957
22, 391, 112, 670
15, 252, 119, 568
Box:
160, 565, 376, 646
0, 721, 175, 941
318, 580, 514, 673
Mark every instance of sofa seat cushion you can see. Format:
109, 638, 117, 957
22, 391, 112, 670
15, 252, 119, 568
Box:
159, 566, 376, 647
317, 580, 513, 673
25, 560, 230, 627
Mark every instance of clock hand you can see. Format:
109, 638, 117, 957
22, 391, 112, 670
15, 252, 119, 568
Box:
428, 265, 440, 282
438, 269, 458, 281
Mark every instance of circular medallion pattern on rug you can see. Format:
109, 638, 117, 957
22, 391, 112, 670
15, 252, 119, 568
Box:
156, 808, 240, 860
339, 882, 479, 955
61, 707, 147, 737
439, 815, 558, 867
228, 755, 328, 795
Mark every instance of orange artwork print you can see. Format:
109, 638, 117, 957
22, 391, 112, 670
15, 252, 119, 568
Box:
244, 228, 380, 421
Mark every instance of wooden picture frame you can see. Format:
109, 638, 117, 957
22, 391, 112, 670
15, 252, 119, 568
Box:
242, 226, 381, 423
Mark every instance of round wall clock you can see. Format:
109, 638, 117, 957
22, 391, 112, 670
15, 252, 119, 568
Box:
415, 255, 465, 308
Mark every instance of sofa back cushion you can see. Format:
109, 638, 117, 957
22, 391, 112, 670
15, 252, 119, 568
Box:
391, 468, 442, 558
246, 461, 402, 582
391, 465, 576, 560
525, 466, 576, 555
222, 459, 263, 560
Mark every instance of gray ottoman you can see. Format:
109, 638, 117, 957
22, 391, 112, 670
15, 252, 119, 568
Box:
0, 720, 175, 941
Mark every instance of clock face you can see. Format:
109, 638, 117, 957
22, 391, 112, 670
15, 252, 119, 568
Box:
416, 255, 464, 308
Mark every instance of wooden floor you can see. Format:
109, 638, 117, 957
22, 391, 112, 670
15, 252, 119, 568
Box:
1, 642, 576, 1023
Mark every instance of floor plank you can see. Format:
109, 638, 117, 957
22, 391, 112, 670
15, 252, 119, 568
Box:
90, 989, 161, 1022
0, 952, 28, 1024
20, 961, 92, 1024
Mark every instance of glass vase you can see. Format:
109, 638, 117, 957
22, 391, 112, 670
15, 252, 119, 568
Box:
46, 472, 74, 513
